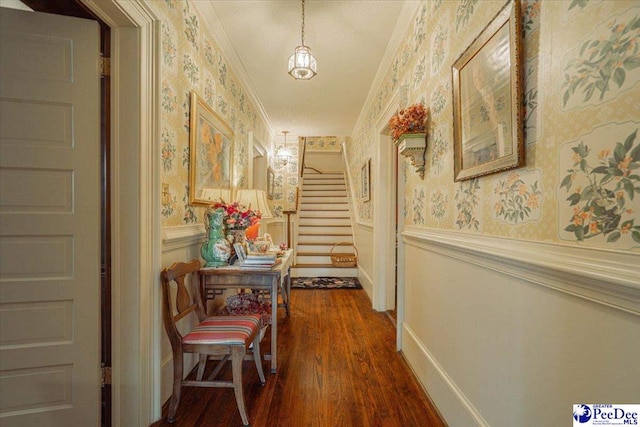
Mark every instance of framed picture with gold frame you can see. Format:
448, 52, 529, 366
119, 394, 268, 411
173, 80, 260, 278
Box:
361, 158, 371, 202
452, 0, 523, 181
189, 91, 234, 206
267, 166, 275, 200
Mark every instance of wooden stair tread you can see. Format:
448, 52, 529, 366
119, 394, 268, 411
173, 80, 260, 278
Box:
299, 224, 351, 227
293, 263, 336, 268
297, 242, 337, 246
299, 216, 349, 219
300, 201, 347, 205
299, 232, 352, 235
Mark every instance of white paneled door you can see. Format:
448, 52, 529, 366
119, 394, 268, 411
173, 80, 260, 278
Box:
0, 7, 101, 425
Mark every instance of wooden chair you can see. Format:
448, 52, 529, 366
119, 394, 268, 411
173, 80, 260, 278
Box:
161, 259, 266, 426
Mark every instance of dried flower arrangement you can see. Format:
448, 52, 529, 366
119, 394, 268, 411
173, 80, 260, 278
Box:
218, 292, 271, 327
389, 103, 428, 142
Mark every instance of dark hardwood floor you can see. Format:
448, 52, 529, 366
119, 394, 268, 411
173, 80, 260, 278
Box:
152, 288, 445, 427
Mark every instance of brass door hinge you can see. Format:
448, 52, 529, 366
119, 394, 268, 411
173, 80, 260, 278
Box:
101, 365, 112, 387
100, 55, 110, 77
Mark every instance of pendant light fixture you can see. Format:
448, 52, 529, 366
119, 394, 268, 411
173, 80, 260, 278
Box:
288, 0, 317, 80
277, 131, 293, 166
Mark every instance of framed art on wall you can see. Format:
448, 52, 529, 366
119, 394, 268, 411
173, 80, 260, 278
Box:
361, 158, 370, 202
267, 166, 275, 200
189, 91, 234, 205
452, 0, 523, 181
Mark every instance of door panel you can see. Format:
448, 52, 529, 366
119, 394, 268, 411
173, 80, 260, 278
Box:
0, 7, 101, 425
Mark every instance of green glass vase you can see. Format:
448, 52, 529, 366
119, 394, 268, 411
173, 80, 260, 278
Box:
201, 208, 231, 267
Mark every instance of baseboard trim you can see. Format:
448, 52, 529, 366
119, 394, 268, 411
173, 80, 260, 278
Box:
357, 265, 374, 299
402, 227, 640, 316
402, 323, 489, 427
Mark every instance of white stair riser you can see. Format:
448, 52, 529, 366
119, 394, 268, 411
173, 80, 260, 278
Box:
298, 226, 351, 235
302, 182, 347, 192
300, 189, 347, 196
296, 244, 337, 252
291, 266, 358, 278
300, 204, 348, 211
298, 234, 354, 244
296, 255, 332, 264
299, 217, 351, 226
303, 184, 345, 190
299, 211, 350, 218
303, 173, 343, 178
301, 196, 347, 204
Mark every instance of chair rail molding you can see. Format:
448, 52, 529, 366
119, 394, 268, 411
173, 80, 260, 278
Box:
162, 224, 206, 251
402, 226, 640, 316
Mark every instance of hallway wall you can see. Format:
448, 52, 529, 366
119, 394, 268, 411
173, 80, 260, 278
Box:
148, 0, 274, 404
153, 0, 272, 229
346, 0, 640, 425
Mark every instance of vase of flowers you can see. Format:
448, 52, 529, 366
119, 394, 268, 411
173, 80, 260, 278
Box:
209, 201, 262, 256
388, 103, 428, 142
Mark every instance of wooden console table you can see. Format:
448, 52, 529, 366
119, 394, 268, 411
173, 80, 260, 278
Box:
198, 249, 293, 373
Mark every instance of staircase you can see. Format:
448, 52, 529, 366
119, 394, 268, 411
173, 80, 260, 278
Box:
291, 170, 358, 278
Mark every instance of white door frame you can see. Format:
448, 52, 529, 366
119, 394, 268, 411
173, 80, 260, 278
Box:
81, 0, 161, 423
373, 88, 407, 349
373, 90, 400, 310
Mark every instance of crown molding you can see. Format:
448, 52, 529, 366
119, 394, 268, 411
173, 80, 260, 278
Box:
353, 0, 420, 137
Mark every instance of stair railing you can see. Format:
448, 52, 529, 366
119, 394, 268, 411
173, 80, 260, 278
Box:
300, 136, 307, 178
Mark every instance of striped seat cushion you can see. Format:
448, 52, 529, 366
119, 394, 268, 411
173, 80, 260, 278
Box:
182, 314, 261, 346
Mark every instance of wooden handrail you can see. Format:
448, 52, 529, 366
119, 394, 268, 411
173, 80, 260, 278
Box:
300, 136, 306, 178
305, 166, 323, 174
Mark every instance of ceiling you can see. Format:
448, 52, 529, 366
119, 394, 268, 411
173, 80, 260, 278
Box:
194, 1, 417, 140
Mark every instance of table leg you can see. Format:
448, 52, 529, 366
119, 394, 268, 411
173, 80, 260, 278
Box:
285, 268, 291, 316
270, 276, 277, 373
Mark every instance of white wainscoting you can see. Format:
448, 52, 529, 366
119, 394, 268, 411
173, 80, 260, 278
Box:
160, 225, 206, 404
400, 226, 640, 427
355, 221, 374, 299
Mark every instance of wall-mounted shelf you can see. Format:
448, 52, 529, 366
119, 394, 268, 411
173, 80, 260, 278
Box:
396, 133, 426, 179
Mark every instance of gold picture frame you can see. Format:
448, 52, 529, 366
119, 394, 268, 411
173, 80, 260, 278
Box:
452, 0, 523, 181
188, 91, 234, 206
361, 158, 371, 202
267, 166, 275, 200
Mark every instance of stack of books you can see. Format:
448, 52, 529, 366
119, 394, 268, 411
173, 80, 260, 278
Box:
237, 252, 280, 269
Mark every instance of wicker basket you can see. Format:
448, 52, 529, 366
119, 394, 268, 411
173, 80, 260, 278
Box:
330, 242, 358, 268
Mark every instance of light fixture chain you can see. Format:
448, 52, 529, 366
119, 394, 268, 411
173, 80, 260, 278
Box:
301, 0, 305, 45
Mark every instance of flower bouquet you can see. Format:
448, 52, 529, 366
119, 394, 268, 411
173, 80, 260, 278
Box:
388, 103, 428, 142
210, 201, 262, 257
211, 201, 262, 230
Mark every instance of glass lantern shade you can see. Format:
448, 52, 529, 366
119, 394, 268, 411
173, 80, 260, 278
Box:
288, 45, 317, 80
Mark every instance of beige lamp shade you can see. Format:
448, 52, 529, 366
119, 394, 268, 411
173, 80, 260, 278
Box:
198, 188, 231, 204
234, 189, 273, 219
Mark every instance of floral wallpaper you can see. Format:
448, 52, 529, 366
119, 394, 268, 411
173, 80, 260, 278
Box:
346, 0, 639, 251
304, 136, 343, 152
152, 0, 271, 228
